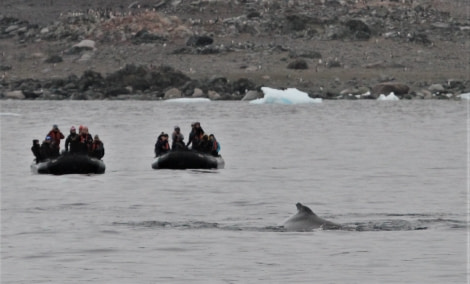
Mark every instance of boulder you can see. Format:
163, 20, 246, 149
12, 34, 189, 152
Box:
241, 90, 261, 101
371, 82, 410, 97
3, 90, 25, 99
208, 90, 221, 100
447, 79, 465, 91
231, 78, 256, 95
186, 35, 213, 47
344, 19, 371, 40
191, 88, 205, 97
287, 59, 308, 70
207, 76, 229, 93
164, 88, 182, 99
73, 39, 96, 50
428, 84, 445, 93
78, 70, 105, 91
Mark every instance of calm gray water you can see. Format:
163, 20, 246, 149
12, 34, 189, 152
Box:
1, 100, 468, 283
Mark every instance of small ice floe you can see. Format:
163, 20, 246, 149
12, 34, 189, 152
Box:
377, 92, 400, 101
458, 93, 470, 100
0, 112, 21, 116
250, 87, 322, 105
164, 98, 211, 103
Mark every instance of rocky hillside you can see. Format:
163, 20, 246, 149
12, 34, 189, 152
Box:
1, 0, 469, 100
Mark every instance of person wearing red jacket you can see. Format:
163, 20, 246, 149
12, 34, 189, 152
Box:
46, 124, 64, 156
79, 126, 93, 154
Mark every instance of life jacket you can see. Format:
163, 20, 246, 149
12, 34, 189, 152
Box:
48, 130, 64, 148
92, 141, 102, 150
212, 140, 218, 151
80, 133, 92, 144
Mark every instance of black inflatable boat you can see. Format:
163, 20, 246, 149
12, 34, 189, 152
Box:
31, 154, 106, 175
152, 150, 225, 170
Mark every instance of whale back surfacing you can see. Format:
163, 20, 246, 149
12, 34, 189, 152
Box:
283, 203, 341, 231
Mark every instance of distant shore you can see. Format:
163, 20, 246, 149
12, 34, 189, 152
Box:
1, 0, 469, 100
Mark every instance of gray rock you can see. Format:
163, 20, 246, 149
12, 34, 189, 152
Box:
241, 90, 261, 101
447, 79, 465, 90
186, 35, 213, 47
4, 90, 25, 99
5, 25, 19, 33
287, 59, 308, 70
339, 87, 369, 97
372, 82, 410, 97
192, 88, 205, 97
428, 84, 445, 93
73, 39, 96, 50
164, 88, 182, 99
344, 19, 371, 40
208, 90, 221, 100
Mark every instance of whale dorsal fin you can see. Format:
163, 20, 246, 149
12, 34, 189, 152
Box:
296, 202, 316, 216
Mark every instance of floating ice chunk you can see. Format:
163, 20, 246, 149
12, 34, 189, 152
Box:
0, 112, 21, 116
458, 93, 470, 100
164, 98, 211, 103
377, 92, 400, 101
250, 87, 322, 104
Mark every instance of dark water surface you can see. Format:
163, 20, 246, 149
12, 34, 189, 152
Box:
1, 100, 467, 283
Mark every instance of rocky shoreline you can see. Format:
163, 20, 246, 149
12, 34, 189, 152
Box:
1, 0, 469, 100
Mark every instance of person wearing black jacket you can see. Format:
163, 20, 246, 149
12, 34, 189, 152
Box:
187, 122, 204, 150
40, 136, 54, 159
90, 135, 105, 159
155, 132, 170, 157
171, 126, 185, 150
31, 139, 42, 163
65, 126, 81, 154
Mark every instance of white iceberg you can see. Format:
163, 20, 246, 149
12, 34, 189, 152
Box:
164, 98, 211, 103
250, 87, 322, 105
377, 92, 400, 101
458, 93, 470, 100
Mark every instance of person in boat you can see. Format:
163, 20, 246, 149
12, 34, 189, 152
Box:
186, 122, 196, 148
171, 126, 186, 150
46, 124, 64, 156
31, 139, 43, 163
209, 134, 220, 156
65, 126, 81, 154
78, 126, 93, 154
155, 132, 170, 157
90, 135, 105, 159
40, 136, 54, 159
199, 134, 212, 153
187, 122, 205, 150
